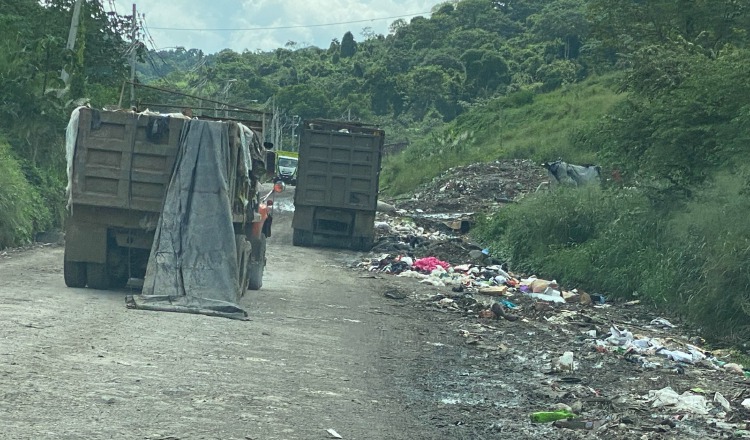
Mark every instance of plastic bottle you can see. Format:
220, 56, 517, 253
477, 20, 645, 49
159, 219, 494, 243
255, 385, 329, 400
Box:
530, 410, 576, 423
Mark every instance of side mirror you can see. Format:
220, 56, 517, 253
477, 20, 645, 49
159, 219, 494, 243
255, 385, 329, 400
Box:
273, 181, 285, 193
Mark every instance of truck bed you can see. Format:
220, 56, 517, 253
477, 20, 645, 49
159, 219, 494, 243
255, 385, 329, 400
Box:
295, 120, 384, 211
71, 109, 183, 213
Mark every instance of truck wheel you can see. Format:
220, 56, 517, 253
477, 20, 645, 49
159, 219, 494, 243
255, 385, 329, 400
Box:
248, 234, 266, 290
292, 229, 312, 247
86, 263, 110, 290
64, 260, 87, 288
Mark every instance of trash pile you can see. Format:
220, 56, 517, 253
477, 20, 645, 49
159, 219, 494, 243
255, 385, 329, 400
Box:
395, 159, 550, 214
372, 159, 550, 266
363, 159, 750, 438
358, 251, 750, 438
370, 216, 486, 266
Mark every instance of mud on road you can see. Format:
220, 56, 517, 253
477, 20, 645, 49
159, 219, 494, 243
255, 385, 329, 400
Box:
1, 185, 748, 440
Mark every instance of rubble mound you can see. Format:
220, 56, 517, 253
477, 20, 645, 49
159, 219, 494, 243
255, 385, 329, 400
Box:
395, 159, 550, 214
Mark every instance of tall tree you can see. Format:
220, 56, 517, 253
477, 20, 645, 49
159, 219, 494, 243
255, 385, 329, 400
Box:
341, 31, 357, 58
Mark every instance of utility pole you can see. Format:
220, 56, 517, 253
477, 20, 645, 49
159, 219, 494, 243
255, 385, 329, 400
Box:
129, 3, 137, 109
61, 0, 84, 86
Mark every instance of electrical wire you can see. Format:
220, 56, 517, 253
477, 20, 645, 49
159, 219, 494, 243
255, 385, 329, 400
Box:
146, 11, 432, 32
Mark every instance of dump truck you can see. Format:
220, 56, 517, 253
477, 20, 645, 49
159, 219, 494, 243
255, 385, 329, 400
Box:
292, 119, 385, 251
64, 107, 277, 298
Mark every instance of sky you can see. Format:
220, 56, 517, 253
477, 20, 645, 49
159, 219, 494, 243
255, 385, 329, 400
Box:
110, 0, 444, 54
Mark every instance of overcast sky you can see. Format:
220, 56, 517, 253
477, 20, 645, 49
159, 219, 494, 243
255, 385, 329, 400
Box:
110, 0, 443, 54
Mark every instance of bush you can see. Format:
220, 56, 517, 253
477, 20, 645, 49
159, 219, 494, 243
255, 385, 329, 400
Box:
0, 142, 52, 248
473, 172, 750, 342
472, 185, 680, 303
667, 171, 750, 340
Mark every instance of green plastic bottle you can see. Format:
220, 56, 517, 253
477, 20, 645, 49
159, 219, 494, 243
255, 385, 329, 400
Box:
530, 410, 576, 423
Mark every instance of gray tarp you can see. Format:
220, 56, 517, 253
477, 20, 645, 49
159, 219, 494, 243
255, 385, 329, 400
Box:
126, 119, 247, 320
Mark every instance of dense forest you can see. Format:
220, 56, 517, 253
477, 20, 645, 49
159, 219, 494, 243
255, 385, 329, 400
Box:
1, 0, 749, 341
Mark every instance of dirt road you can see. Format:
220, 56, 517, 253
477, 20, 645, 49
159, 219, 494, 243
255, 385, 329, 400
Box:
2, 187, 747, 440
0, 189, 472, 440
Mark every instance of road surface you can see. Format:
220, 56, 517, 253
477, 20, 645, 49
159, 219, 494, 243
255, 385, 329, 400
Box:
0, 187, 466, 440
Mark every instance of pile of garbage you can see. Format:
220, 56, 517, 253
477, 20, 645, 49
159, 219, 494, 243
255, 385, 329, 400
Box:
370, 215, 487, 266
394, 159, 549, 214
362, 160, 750, 438
372, 159, 551, 267
358, 247, 750, 438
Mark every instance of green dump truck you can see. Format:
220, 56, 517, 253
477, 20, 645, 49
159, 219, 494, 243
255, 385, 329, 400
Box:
292, 119, 385, 251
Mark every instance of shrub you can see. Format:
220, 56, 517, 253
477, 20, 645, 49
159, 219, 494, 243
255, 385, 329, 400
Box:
0, 142, 52, 248
667, 171, 750, 340
472, 185, 678, 303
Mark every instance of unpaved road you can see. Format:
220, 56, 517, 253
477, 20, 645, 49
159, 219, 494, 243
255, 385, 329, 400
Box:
2, 188, 745, 440
0, 189, 468, 440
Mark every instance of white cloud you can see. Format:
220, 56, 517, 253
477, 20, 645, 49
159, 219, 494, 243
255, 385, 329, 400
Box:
112, 0, 441, 53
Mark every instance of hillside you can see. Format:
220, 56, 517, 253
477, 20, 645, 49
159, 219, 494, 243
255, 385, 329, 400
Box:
382, 74, 625, 195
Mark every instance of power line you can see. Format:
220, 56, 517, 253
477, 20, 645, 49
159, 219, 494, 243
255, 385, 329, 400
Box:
146, 11, 432, 32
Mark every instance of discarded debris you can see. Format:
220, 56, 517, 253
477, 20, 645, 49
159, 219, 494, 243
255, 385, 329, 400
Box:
530, 410, 576, 423
352, 162, 750, 439
384, 289, 407, 300
647, 387, 709, 415
326, 428, 343, 439
714, 392, 732, 412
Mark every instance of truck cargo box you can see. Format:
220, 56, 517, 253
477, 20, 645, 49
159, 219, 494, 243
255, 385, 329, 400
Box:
292, 119, 385, 250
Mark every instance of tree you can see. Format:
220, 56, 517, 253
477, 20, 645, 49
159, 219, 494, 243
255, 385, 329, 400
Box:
528, 0, 588, 60
461, 49, 510, 95
341, 31, 357, 58
275, 84, 332, 119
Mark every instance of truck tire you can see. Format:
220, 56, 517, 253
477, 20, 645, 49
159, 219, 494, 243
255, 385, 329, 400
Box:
106, 246, 130, 289
292, 229, 312, 247
248, 234, 267, 290
86, 263, 110, 290
64, 260, 87, 288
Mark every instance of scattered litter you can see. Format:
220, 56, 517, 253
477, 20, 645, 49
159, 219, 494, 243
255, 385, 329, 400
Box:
553, 420, 600, 430
326, 428, 343, 439
384, 289, 407, 300
723, 363, 745, 375
714, 392, 732, 412
530, 410, 576, 423
527, 292, 565, 303
413, 257, 450, 272
349, 163, 746, 439
650, 317, 676, 329
647, 387, 709, 415
556, 351, 575, 372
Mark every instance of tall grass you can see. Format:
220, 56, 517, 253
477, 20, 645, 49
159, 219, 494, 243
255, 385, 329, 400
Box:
472, 173, 750, 342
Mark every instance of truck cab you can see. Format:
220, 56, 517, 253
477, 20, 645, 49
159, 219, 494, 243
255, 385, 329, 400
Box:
274, 153, 299, 186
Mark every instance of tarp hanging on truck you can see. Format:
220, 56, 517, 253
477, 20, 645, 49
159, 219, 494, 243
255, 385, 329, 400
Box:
126, 119, 247, 320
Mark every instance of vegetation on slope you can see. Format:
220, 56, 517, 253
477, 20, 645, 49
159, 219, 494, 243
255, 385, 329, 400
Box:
381, 74, 624, 194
